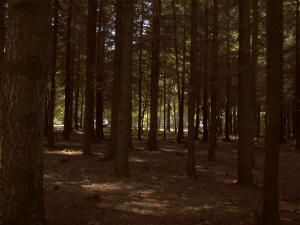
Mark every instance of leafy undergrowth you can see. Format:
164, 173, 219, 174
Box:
44, 132, 300, 225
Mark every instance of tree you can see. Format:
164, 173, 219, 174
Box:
47, 0, 59, 148
237, 0, 254, 186
63, 1, 74, 139
295, 0, 300, 150
202, 0, 209, 143
0, 0, 49, 223
186, 0, 198, 178
148, 0, 161, 151
96, 1, 105, 140
209, 0, 219, 161
113, 0, 134, 177
0, 0, 5, 78
83, 0, 97, 155
260, 0, 283, 223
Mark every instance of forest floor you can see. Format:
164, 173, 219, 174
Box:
44, 132, 300, 225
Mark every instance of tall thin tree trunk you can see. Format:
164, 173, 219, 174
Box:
224, 3, 231, 142
202, 0, 209, 143
186, 0, 198, 178
260, 0, 283, 223
48, 0, 59, 148
237, 0, 254, 186
209, 0, 218, 161
138, 1, 145, 140
96, 1, 105, 140
0, 0, 5, 79
0, 0, 49, 223
74, 46, 80, 130
148, 0, 161, 151
83, 0, 97, 155
63, 2, 73, 139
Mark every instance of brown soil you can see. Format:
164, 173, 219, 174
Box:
44, 132, 300, 225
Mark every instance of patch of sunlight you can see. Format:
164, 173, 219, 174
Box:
129, 157, 146, 163
184, 204, 215, 211
81, 182, 135, 192
45, 149, 82, 156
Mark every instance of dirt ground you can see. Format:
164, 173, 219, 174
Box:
44, 132, 300, 225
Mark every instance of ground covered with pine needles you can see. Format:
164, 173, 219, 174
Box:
44, 132, 300, 225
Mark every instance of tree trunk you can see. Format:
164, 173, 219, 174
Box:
295, 0, 300, 150
209, 0, 218, 161
96, 1, 105, 140
0, 0, 5, 79
47, 0, 59, 148
83, 0, 97, 155
138, 1, 145, 140
224, 3, 231, 142
148, 0, 161, 151
202, 0, 209, 143
63, 2, 73, 139
260, 0, 283, 223
237, 0, 254, 186
186, 0, 198, 178
0, 0, 49, 223
113, 0, 134, 177
74, 46, 80, 130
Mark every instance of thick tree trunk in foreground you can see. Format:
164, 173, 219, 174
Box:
260, 0, 283, 223
83, 0, 97, 155
186, 0, 198, 178
237, 0, 254, 186
0, 0, 49, 224
0, 0, 5, 79
148, 0, 161, 151
295, 0, 300, 150
63, 3, 73, 139
113, 0, 134, 177
48, 0, 59, 148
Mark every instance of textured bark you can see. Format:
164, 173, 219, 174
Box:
172, 0, 183, 142
261, 0, 283, 223
186, 0, 198, 178
138, 1, 144, 140
0, 0, 49, 224
202, 0, 209, 143
74, 47, 80, 130
252, 0, 260, 142
0, 0, 5, 79
96, 1, 105, 140
113, 0, 134, 177
209, 0, 218, 161
295, 0, 300, 150
237, 0, 254, 186
47, 0, 59, 148
83, 0, 97, 155
147, 0, 161, 151
224, 4, 231, 142
63, 3, 73, 139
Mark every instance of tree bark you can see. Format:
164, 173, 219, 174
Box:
83, 0, 97, 155
138, 1, 145, 140
148, 0, 161, 151
209, 0, 218, 161
96, 1, 105, 140
0, 0, 5, 79
295, 0, 300, 150
186, 0, 198, 178
202, 0, 209, 143
113, 0, 134, 177
0, 0, 49, 223
260, 0, 283, 223
237, 0, 254, 186
63, 2, 73, 139
47, 0, 59, 148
